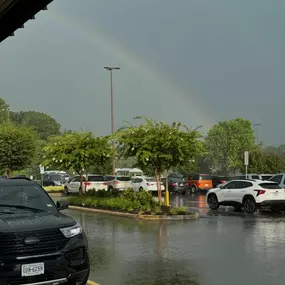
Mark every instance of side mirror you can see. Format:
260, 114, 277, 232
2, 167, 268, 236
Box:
57, 200, 69, 211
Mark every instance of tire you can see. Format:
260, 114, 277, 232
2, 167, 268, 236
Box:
139, 187, 143, 191
243, 196, 256, 214
63, 187, 69, 196
108, 186, 113, 191
207, 194, 219, 210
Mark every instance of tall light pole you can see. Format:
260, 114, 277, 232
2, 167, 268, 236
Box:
104, 66, 120, 175
253, 123, 261, 144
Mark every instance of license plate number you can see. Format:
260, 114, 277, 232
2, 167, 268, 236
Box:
205, 184, 208, 186
21, 263, 44, 277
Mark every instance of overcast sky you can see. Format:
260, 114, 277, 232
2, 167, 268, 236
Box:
0, 0, 284, 146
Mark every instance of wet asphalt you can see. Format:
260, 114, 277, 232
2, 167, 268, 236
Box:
59, 194, 285, 285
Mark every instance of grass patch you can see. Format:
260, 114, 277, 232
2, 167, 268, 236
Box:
68, 189, 192, 216
44, 186, 64, 192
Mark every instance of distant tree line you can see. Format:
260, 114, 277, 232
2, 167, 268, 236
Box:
0, 97, 284, 183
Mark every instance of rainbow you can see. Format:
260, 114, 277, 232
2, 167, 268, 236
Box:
48, 4, 213, 130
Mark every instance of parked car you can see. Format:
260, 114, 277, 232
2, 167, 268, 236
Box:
0, 178, 90, 284
260, 174, 275, 180
269, 173, 285, 188
229, 174, 261, 180
212, 176, 230, 188
131, 176, 165, 193
161, 176, 187, 193
64, 174, 108, 195
185, 174, 213, 193
43, 173, 66, 185
207, 179, 285, 214
104, 175, 133, 191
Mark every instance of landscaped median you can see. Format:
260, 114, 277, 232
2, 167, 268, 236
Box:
67, 189, 199, 220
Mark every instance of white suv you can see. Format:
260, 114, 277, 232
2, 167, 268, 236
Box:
206, 179, 285, 214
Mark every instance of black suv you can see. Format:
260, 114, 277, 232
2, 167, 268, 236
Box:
0, 179, 89, 284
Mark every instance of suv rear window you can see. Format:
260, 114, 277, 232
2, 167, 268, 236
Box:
199, 175, 212, 180
117, 177, 131, 181
259, 183, 281, 189
88, 176, 105, 182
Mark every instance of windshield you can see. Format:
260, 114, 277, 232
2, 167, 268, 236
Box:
117, 176, 131, 181
199, 175, 212, 180
0, 184, 57, 213
146, 178, 156, 182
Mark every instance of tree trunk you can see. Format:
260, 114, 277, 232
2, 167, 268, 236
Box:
7, 168, 12, 179
84, 170, 88, 194
155, 168, 162, 204
79, 172, 83, 196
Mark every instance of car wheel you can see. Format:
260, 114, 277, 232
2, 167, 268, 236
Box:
207, 194, 219, 210
139, 187, 143, 191
243, 196, 256, 214
63, 187, 69, 196
109, 186, 113, 192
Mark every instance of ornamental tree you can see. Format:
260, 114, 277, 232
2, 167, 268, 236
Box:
43, 131, 114, 194
0, 124, 37, 177
116, 117, 203, 203
205, 118, 256, 175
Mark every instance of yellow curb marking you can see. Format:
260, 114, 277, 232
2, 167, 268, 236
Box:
88, 280, 100, 285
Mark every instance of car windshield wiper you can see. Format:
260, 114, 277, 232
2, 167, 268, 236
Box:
0, 204, 45, 212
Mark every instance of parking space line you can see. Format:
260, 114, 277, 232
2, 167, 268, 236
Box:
88, 280, 100, 285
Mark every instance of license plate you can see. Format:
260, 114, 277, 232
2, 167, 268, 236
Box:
205, 184, 208, 186
180, 183, 184, 186
21, 263, 44, 277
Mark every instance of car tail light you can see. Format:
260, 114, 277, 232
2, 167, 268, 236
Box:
220, 180, 226, 183
255, 189, 266, 196
114, 181, 119, 184
147, 183, 153, 186
104, 182, 108, 185
85, 182, 92, 186
197, 182, 201, 187
171, 182, 178, 187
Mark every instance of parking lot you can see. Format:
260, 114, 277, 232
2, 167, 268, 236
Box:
62, 193, 285, 285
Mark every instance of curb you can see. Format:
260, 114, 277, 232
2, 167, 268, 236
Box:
69, 205, 200, 220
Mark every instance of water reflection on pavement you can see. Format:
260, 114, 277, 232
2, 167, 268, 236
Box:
62, 194, 285, 285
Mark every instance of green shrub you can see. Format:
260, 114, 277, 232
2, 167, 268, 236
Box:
121, 189, 137, 201
86, 189, 112, 198
169, 206, 189, 215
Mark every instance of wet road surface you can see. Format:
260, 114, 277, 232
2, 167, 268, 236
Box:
59, 194, 285, 285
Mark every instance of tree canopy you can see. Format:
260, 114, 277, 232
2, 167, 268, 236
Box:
0, 124, 37, 177
116, 117, 203, 202
205, 118, 256, 175
43, 131, 114, 192
11, 111, 61, 140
